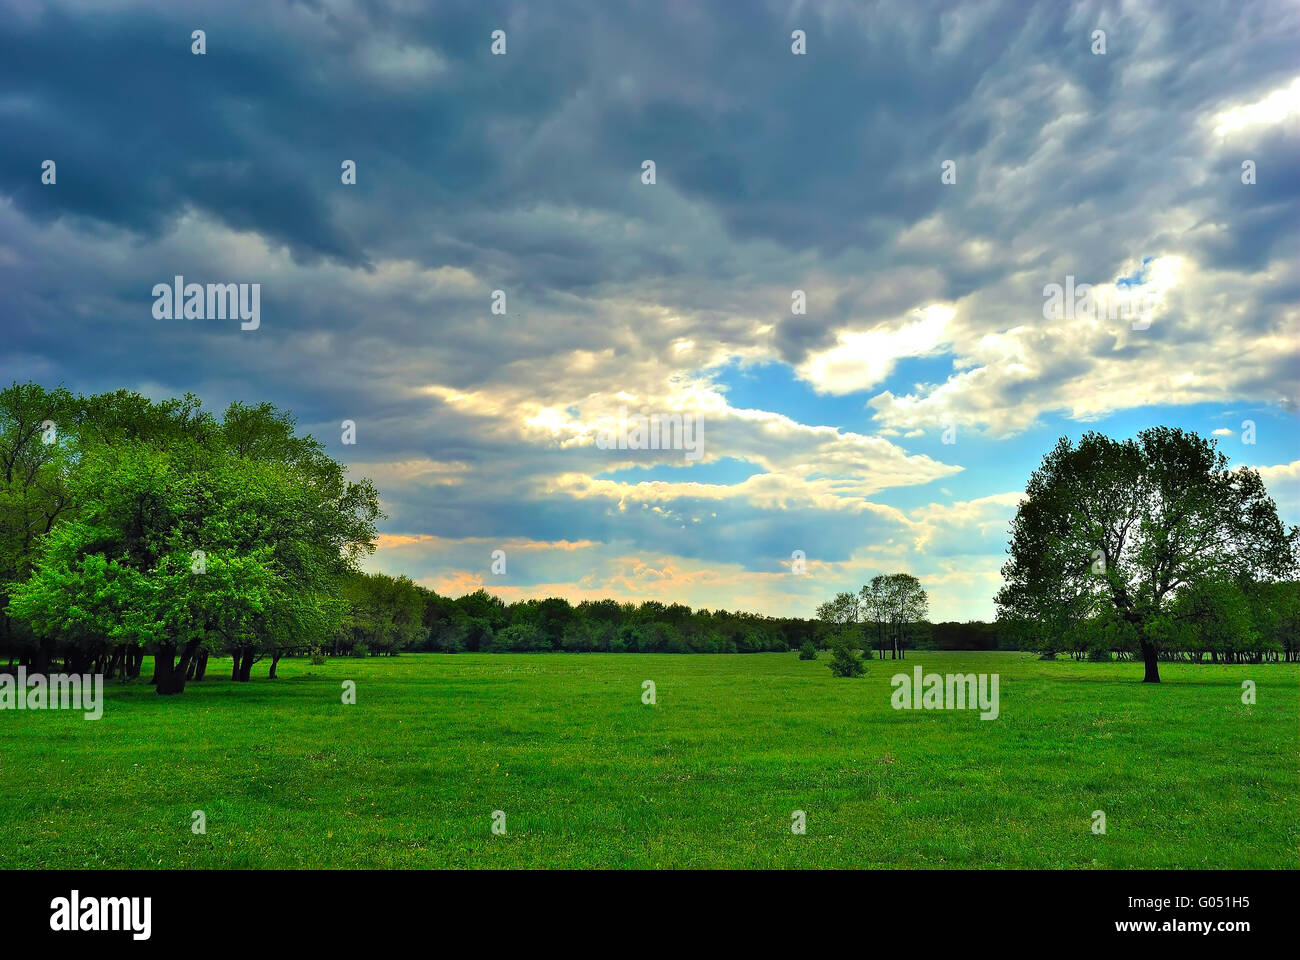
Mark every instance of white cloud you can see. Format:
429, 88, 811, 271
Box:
1211, 76, 1300, 138
797, 304, 954, 395
1254, 460, 1300, 521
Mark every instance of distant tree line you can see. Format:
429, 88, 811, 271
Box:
331, 577, 822, 656
336, 573, 1035, 660
926, 620, 1016, 651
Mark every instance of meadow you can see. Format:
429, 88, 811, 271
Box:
1, 651, 1295, 869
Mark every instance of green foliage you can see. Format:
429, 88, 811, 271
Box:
798, 640, 817, 660
337, 571, 426, 657
817, 574, 928, 661
2, 384, 381, 691
455, 589, 509, 632
827, 632, 864, 677
1247, 581, 1300, 661
1167, 579, 1258, 661
488, 623, 551, 652
926, 621, 1008, 651
407, 589, 807, 655
997, 428, 1300, 681
860, 573, 928, 658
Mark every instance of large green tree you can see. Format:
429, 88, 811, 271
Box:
996, 428, 1298, 682
1, 384, 229, 673
9, 395, 380, 693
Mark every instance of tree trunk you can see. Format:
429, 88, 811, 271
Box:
155, 646, 177, 694
269, 653, 282, 679
194, 649, 209, 681
238, 652, 255, 682
157, 640, 201, 695
1140, 641, 1160, 683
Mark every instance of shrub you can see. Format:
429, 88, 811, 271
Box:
827, 634, 864, 678
798, 640, 818, 661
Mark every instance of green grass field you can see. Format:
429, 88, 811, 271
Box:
1, 651, 1295, 869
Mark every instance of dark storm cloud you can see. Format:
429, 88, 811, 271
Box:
4, 0, 1296, 306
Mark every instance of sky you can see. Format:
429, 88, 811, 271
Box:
1, 0, 1297, 622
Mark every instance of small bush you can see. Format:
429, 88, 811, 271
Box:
798, 641, 818, 661
827, 635, 864, 678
